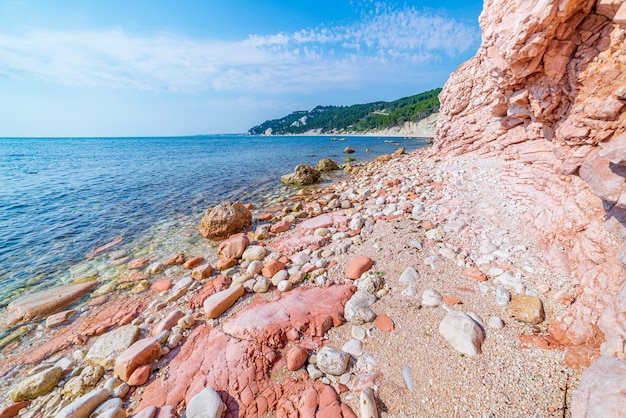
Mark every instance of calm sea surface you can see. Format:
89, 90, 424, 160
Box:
0, 135, 426, 307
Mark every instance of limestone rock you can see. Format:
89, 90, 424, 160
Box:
186, 386, 226, 418
281, 164, 321, 186
315, 158, 340, 172
1, 281, 97, 330
316, 346, 350, 376
9, 366, 62, 402
63, 365, 105, 398
198, 201, 252, 240
399, 266, 420, 287
421, 289, 443, 307
360, 387, 378, 418
507, 295, 545, 325
56, 388, 111, 418
241, 245, 266, 261
356, 271, 384, 294
439, 310, 484, 356
572, 356, 626, 418
344, 290, 377, 324
85, 324, 140, 369
434, 0, 626, 357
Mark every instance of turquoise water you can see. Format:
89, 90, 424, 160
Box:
0, 135, 426, 307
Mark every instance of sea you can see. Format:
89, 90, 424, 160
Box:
0, 135, 427, 309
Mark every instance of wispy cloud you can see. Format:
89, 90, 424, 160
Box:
0, 4, 479, 94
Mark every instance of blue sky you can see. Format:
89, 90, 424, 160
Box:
0, 0, 483, 136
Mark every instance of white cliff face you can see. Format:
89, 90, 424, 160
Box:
434, 1, 626, 413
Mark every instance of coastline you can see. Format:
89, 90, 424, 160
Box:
255, 112, 439, 139
0, 145, 580, 417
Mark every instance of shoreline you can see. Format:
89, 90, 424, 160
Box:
0, 146, 579, 417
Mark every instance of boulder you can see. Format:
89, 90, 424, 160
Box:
316, 346, 350, 376
281, 165, 321, 186
9, 366, 62, 402
1, 281, 97, 330
85, 324, 140, 369
151, 310, 185, 336
438, 310, 484, 356
572, 356, 626, 418
186, 386, 226, 418
315, 158, 340, 171
343, 147, 355, 154
198, 201, 252, 240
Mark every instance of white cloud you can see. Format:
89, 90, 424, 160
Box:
0, 5, 479, 94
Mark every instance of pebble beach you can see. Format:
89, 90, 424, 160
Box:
0, 146, 581, 417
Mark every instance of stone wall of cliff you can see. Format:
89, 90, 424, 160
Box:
434, 0, 626, 370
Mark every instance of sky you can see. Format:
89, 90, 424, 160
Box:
0, 0, 484, 137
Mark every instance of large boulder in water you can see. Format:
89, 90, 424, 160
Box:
281, 164, 321, 186
198, 201, 252, 240
315, 158, 339, 172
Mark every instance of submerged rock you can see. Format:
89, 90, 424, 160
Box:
316, 158, 340, 172
1, 281, 98, 330
281, 164, 322, 186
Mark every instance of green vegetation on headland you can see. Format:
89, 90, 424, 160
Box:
248, 88, 441, 135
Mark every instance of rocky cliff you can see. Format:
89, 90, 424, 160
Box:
435, 0, 626, 383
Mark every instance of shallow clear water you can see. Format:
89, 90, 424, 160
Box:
0, 135, 426, 306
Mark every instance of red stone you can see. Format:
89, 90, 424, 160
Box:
114, 337, 162, 382
442, 295, 462, 305
120, 272, 149, 283
0, 401, 30, 418
152, 310, 185, 336
188, 275, 232, 311
218, 233, 250, 260
150, 279, 173, 292
270, 220, 292, 234
128, 257, 151, 270
183, 257, 203, 269
137, 285, 355, 416
345, 256, 373, 279
128, 364, 151, 386
164, 254, 185, 266
286, 346, 308, 371
131, 406, 158, 418
462, 267, 487, 282
217, 258, 237, 271
562, 346, 600, 369
262, 260, 285, 278
155, 406, 179, 418
191, 264, 214, 281
374, 313, 394, 332
258, 213, 273, 221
